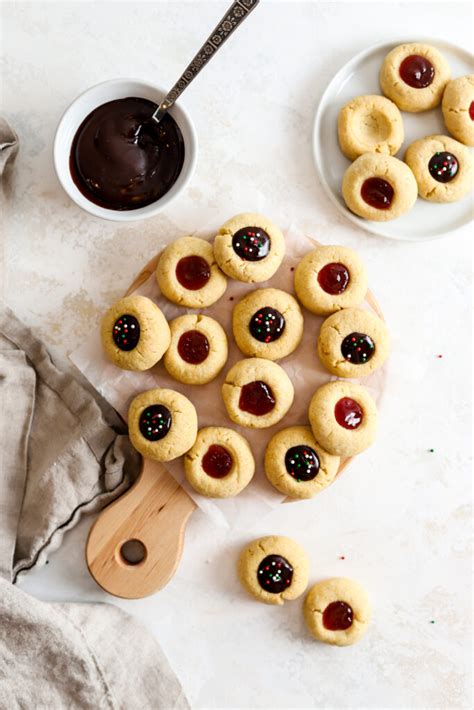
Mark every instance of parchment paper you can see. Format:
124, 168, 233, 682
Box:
70, 225, 386, 528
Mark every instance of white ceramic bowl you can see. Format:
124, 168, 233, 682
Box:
54, 78, 198, 221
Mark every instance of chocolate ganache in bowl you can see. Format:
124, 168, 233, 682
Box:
54, 79, 197, 221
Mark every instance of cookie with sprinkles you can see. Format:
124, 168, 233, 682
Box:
317, 308, 389, 378
264, 426, 340, 499
213, 212, 285, 283
404, 134, 473, 203
232, 288, 304, 361
238, 536, 309, 605
128, 388, 197, 462
101, 295, 170, 371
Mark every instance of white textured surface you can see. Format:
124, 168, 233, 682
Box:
2, 2, 472, 708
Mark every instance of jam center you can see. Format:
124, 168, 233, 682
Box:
175, 255, 211, 290
239, 381, 275, 416
257, 554, 293, 593
323, 601, 354, 631
249, 307, 285, 343
285, 445, 320, 481
112, 314, 140, 351
399, 54, 435, 88
341, 332, 375, 364
361, 177, 394, 210
428, 152, 459, 183
177, 330, 210, 364
139, 405, 172, 441
334, 397, 363, 430
202, 444, 233, 479
469, 101, 474, 121
232, 227, 271, 261
318, 263, 350, 295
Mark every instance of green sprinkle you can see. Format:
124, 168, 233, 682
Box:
430, 620, 435, 624
428, 448, 434, 453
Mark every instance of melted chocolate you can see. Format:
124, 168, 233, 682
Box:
428, 152, 458, 183
177, 330, 210, 364
334, 397, 363, 430
285, 445, 320, 481
202, 444, 233, 478
322, 601, 354, 631
175, 256, 211, 290
341, 332, 375, 364
361, 177, 394, 210
139, 405, 172, 441
232, 227, 271, 261
239, 381, 275, 416
318, 263, 350, 295
399, 54, 435, 88
113, 314, 140, 351
70, 97, 184, 210
249, 307, 285, 343
257, 554, 293, 593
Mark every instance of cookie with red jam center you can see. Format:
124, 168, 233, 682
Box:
304, 578, 371, 646
156, 236, 227, 308
222, 357, 294, 429
380, 42, 451, 112
163, 314, 228, 385
309, 381, 378, 457
442, 75, 474, 147
184, 426, 255, 498
294, 245, 368, 316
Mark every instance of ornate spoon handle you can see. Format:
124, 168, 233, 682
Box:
152, 0, 260, 123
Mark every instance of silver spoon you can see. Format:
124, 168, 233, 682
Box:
152, 0, 260, 124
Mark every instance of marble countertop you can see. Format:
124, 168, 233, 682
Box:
2, 2, 472, 708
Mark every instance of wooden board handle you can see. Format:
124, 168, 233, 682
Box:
86, 459, 197, 599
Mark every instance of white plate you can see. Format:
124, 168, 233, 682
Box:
313, 38, 474, 240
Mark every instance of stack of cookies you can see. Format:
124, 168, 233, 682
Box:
338, 42, 473, 221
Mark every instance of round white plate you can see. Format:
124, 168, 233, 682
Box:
313, 38, 474, 240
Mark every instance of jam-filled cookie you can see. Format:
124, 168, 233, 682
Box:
156, 236, 227, 308
342, 153, 418, 221
338, 95, 404, 161
294, 245, 368, 316
308, 381, 378, 457
213, 213, 285, 283
304, 578, 371, 646
128, 388, 197, 462
184, 426, 254, 498
163, 314, 228, 385
404, 134, 474, 203
232, 288, 304, 361
442, 75, 474, 146
238, 536, 309, 605
264, 426, 340, 499
101, 295, 170, 371
222, 357, 294, 429
317, 308, 389, 378
380, 42, 451, 112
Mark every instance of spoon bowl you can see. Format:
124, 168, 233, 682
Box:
54, 78, 198, 222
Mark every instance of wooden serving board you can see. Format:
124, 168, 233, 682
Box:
86, 250, 384, 599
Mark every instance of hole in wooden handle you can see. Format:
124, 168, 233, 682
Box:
119, 539, 147, 566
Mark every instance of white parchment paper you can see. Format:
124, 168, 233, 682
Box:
70, 225, 386, 528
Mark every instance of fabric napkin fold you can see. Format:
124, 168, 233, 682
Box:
0, 117, 189, 709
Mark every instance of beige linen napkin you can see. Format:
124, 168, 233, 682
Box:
0, 118, 189, 709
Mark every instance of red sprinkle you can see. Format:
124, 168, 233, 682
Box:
339, 555, 345, 560
437, 354, 443, 359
